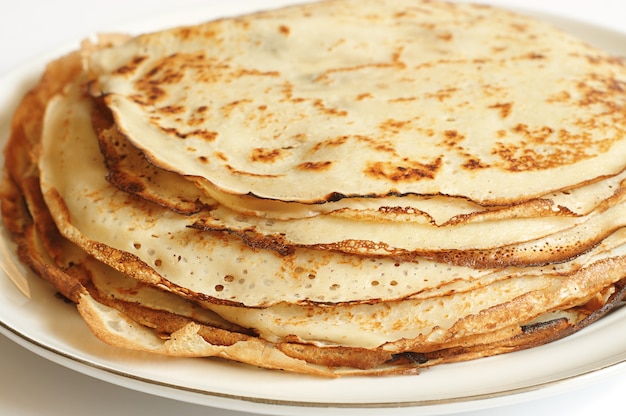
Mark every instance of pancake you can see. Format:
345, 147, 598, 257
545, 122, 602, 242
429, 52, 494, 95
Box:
86, 0, 626, 206
93, 101, 626, 224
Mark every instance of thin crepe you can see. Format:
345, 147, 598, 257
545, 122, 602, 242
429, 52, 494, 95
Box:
87, 0, 626, 206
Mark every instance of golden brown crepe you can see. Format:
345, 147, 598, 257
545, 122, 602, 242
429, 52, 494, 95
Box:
87, 0, 626, 206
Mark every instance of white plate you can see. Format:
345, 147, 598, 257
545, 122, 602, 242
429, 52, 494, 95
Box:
2, 3, 626, 415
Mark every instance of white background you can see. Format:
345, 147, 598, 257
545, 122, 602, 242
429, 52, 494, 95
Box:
1, 1, 625, 415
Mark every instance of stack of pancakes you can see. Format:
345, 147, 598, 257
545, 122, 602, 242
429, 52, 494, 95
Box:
3, 0, 626, 377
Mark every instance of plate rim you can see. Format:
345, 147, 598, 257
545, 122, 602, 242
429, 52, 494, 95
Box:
2, 2, 626, 415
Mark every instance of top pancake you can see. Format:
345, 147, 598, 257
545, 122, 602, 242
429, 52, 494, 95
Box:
86, 0, 626, 205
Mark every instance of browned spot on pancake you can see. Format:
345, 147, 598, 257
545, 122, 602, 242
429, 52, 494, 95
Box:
462, 158, 489, 170
114, 55, 148, 76
156, 105, 186, 115
379, 118, 416, 135
437, 32, 453, 42
364, 158, 442, 182
441, 130, 465, 148
130, 51, 280, 107
488, 102, 513, 118
186, 106, 211, 127
584, 54, 626, 66
134, 83, 167, 104
509, 22, 530, 33
297, 161, 332, 171
310, 135, 350, 153
221, 99, 254, 117
524, 52, 546, 60
313, 99, 348, 117
189, 129, 218, 141
250, 148, 287, 163
156, 125, 218, 141
546, 91, 572, 104
426, 87, 458, 102
577, 74, 626, 110
490, 122, 609, 171
171, 25, 225, 42
278, 25, 291, 36
388, 96, 417, 103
